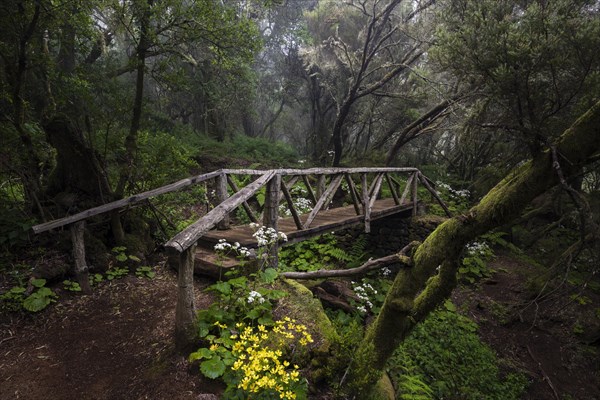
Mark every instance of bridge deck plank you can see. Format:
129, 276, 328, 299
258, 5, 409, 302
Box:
197, 198, 414, 250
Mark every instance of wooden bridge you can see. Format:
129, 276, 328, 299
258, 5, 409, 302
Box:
32, 167, 449, 348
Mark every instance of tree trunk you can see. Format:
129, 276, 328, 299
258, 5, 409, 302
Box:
115, 0, 153, 198
44, 115, 112, 204
113, 0, 153, 244
349, 99, 600, 394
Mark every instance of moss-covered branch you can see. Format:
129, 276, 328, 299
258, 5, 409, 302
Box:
349, 100, 600, 394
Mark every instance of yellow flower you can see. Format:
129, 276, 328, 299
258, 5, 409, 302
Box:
213, 321, 228, 329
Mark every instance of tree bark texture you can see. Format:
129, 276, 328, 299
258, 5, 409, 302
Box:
349, 100, 600, 394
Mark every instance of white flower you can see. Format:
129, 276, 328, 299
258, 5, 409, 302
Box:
238, 247, 251, 257
247, 290, 265, 304
214, 240, 232, 252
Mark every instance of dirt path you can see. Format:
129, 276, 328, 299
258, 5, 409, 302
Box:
2, 252, 599, 399
0, 264, 220, 400
453, 252, 600, 400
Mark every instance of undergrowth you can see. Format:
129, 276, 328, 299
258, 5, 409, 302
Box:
387, 305, 528, 400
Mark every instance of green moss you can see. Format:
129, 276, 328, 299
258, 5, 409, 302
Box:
371, 373, 395, 400
277, 278, 339, 349
276, 278, 341, 386
389, 298, 414, 313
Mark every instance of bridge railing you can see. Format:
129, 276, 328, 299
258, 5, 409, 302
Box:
30, 167, 450, 349
166, 167, 427, 251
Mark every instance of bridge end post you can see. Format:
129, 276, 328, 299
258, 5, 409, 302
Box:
263, 173, 282, 269
70, 221, 92, 294
170, 244, 197, 352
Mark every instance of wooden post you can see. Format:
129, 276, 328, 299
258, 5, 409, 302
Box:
345, 173, 362, 215
368, 174, 384, 211
304, 174, 344, 228
411, 172, 419, 216
301, 175, 318, 206
227, 175, 258, 223
399, 173, 414, 205
362, 173, 370, 233
317, 175, 326, 200
417, 172, 452, 217
217, 172, 229, 230
385, 173, 400, 205
174, 244, 197, 351
263, 173, 282, 268
70, 221, 91, 294
281, 180, 304, 230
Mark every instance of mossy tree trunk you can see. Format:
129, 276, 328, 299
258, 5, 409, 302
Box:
349, 100, 600, 394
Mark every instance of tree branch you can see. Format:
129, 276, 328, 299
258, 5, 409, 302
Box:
280, 242, 417, 280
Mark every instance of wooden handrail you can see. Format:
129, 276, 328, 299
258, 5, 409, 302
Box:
165, 171, 275, 252
32, 170, 222, 233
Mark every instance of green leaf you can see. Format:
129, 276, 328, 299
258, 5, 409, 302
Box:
444, 300, 457, 312
246, 308, 261, 320
212, 281, 231, 295
128, 255, 141, 262
228, 276, 247, 288
189, 347, 213, 362
115, 254, 128, 262
200, 356, 226, 379
30, 278, 46, 288
261, 268, 278, 283
258, 316, 274, 326
198, 321, 211, 338
23, 291, 54, 312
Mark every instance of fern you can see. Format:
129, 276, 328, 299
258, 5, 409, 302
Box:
325, 247, 352, 262
346, 234, 369, 268
350, 234, 368, 259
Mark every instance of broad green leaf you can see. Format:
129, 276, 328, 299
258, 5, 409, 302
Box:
228, 276, 247, 288
23, 292, 52, 312
200, 356, 226, 379
212, 281, 231, 295
115, 254, 128, 262
261, 268, 278, 283
30, 278, 46, 288
189, 347, 213, 362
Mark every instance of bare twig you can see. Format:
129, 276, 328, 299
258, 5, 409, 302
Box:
280, 242, 417, 280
